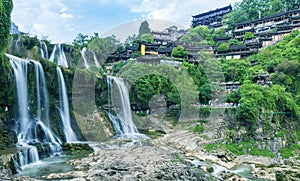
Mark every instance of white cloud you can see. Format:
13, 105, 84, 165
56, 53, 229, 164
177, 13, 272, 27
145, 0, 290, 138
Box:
33, 23, 45, 32
60, 13, 73, 19
12, 0, 76, 43
11, 0, 242, 43
119, 0, 243, 27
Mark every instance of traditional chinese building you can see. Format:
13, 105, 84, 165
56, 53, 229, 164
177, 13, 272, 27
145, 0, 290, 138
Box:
192, 5, 232, 28
151, 26, 188, 45
232, 7, 300, 41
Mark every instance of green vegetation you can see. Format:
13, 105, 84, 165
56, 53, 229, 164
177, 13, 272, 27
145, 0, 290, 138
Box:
138, 20, 151, 36
249, 147, 275, 158
243, 32, 256, 41
193, 125, 204, 134
140, 33, 154, 43
171, 45, 188, 59
276, 130, 286, 138
205, 141, 276, 158
205, 143, 245, 156
180, 26, 226, 46
87, 35, 120, 65
279, 144, 300, 158
174, 154, 185, 164
224, 0, 300, 28
0, 0, 16, 149
0, 0, 13, 53
217, 43, 229, 52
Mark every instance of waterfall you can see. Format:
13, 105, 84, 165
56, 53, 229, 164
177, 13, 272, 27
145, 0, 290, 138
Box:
7, 54, 62, 169
15, 35, 21, 54
81, 47, 90, 69
92, 51, 101, 68
39, 41, 48, 59
18, 146, 40, 167
9, 36, 14, 54
8, 55, 30, 139
49, 44, 68, 68
107, 76, 144, 139
57, 67, 78, 142
31, 60, 50, 127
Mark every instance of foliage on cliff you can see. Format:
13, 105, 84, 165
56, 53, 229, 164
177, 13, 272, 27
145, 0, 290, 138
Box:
224, 0, 300, 28
0, 0, 14, 108
0, 0, 16, 150
222, 31, 300, 145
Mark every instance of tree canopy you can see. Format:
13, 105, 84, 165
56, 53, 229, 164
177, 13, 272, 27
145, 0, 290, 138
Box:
139, 20, 151, 37
224, 0, 300, 28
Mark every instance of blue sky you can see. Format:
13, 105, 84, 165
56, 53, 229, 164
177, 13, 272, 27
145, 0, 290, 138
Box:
11, 0, 242, 43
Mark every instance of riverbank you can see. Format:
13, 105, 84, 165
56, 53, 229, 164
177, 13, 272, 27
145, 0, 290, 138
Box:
153, 129, 300, 181
16, 145, 213, 181
7, 128, 300, 180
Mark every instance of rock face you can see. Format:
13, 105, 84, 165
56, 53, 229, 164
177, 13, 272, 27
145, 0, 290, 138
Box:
33, 146, 214, 181
74, 110, 114, 141
0, 152, 16, 179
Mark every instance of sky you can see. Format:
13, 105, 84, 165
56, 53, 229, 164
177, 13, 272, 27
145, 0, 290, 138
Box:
11, 0, 242, 44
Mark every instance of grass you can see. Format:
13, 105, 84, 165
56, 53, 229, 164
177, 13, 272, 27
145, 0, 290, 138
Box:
279, 144, 300, 159
205, 143, 219, 152
250, 147, 275, 158
174, 154, 185, 164
205, 141, 277, 158
276, 130, 285, 138
193, 125, 204, 134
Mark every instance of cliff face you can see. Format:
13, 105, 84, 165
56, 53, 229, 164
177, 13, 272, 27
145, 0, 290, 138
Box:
0, 0, 16, 150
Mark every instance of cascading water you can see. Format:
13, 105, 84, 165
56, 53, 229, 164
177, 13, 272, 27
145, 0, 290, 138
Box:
39, 41, 48, 59
92, 51, 101, 68
57, 67, 78, 142
81, 47, 90, 69
32, 60, 50, 127
15, 35, 21, 54
8, 55, 30, 140
49, 44, 68, 68
8, 54, 62, 169
107, 76, 145, 139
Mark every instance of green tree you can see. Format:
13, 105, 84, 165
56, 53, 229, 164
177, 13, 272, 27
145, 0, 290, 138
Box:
87, 36, 120, 65
228, 39, 243, 45
124, 34, 140, 47
221, 59, 250, 82
223, 0, 293, 28
243, 32, 256, 41
179, 26, 225, 46
171, 45, 188, 58
140, 33, 154, 43
139, 20, 151, 37
217, 43, 229, 52
0, 0, 15, 149
0, 0, 13, 53
73, 33, 89, 48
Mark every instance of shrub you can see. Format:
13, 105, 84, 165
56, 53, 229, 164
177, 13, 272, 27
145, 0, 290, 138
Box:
193, 125, 204, 134
217, 43, 229, 52
250, 147, 275, 158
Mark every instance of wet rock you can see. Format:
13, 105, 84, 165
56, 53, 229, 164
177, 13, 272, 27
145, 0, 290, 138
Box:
221, 172, 251, 181
62, 143, 93, 155
216, 151, 236, 162
34, 146, 214, 181
206, 166, 214, 173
